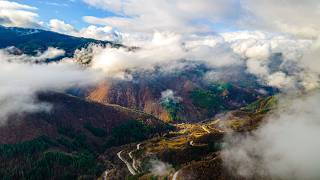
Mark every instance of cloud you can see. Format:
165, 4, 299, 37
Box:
0, 1, 37, 10
222, 91, 320, 179
242, 0, 320, 38
161, 90, 182, 103
221, 31, 318, 90
74, 30, 318, 91
79, 25, 114, 41
49, 19, 77, 35
1, 47, 65, 62
82, 0, 320, 40
300, 38, 320, 73
65, 28, 318, 93
38, 47, 65, 60
83, 0, 122, 12
266, 72, 294, 89
80, 0, 320, 91
49, 19, 115, 41
86, 31, 241, 77
149, 160, 173, 176
0, 47, 103, 124
44, 2, 69, 7
0, 0, 42, 28
83, 0, 242, 34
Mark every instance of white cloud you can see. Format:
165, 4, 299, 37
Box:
0, 0, 42, 28
245, 59, 269, 77
88, 31, 240, 76
49, 19, 77, 35
79, 25, 114, 40
0, 1, 37, 10
223, 92, 320, 179
84, 0, 122, 12
221, 31, 317, 90
80, 0, 320, 91
1, 47, 65, 62
83, 0, 242, 34
0, 47, 103, 124
82, 0, 320, 40
242, 0, 320, 38
72, 29, 319, 91
161, 89, 182, 103
49, 19, 115, 41
149, 160, 173, 176
266, 72, 294, 89
36, 47, 65, 60
300, 38, 320, 73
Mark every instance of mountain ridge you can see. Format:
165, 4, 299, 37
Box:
0, 25, 122, 57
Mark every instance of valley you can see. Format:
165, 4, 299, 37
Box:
99, 96, 276, 179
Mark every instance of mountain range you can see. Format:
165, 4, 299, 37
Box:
0, 25, 121, 57
0, 26, 278, 180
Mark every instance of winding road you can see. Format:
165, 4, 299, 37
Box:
189, 140, 208, 147
202, 121, 224, 134
102, 170, 109, 180
201, 125, 211, 133
117, 151, 137, 175
128, 151, 138, 171
172, 170, 180, 180
117, 143, 142, 175
137, 143, 141, 150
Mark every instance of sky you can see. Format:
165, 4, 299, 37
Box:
14, 0, 237, 31
0, 0, 252, 41
1, 0, 319, 41
15, 0, 115, 29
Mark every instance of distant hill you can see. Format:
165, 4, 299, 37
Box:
0, 25, 122, 57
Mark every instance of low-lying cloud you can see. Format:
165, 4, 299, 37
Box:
221, 31, 319, 90
0, 47, 103, 124
83, 32, 241, 77
1, 47, 66, 62
74, 30, 319, 92
149, 160, 174, 176
222, 91, 320, 179
160, 89, 182, 103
